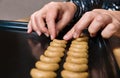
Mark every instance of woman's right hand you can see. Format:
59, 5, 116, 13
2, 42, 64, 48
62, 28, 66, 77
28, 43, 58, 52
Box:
27, 2, 77, 40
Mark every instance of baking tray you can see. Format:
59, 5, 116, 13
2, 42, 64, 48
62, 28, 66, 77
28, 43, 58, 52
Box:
0, 20, 119, 78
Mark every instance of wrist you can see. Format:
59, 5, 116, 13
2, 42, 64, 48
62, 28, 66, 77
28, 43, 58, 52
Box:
71, 0, 82, 21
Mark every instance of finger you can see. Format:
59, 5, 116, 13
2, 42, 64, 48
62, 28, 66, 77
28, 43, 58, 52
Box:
27, 20, 32, 33
63, 27, 75, 40
30, 14, 42, 36
46, 9, 58, 40
56, 11, 74, 34
73, 12, 96, 38
101, 23, 117, 38
35, 13, 49, 37
88, 14, 112, 37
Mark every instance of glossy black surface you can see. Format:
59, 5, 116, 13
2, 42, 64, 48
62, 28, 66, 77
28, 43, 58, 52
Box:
0, 20, 119, 78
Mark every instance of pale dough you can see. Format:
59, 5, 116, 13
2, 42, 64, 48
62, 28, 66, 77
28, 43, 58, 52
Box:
63, 62, 88, 72
74, 36, 88, 42
50, 42, 66, 48
47, 46, 65, 52
44, 50, 64, 57
69, 48, 88, 52
35, 61, 59, 71
70, 43, 88, 49
61, 70, 88, 78
40, 55, 61, 63
53, 39, 67, 44
66, 56, 88, 64
30, 68, 57, 78
67, 51, 88, 58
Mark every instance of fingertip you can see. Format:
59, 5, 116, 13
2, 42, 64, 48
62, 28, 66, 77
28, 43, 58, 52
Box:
63, 34, 72, 40
27, 29, 31, 33
50, 34, 56, 40
101, 31, 111, 39
90, 33, 96, 37
27, 28, 32, 33
63, 35, 68, 40
44, 33, 49, 37
36, 31, 42, 36
27, 22, 32, 33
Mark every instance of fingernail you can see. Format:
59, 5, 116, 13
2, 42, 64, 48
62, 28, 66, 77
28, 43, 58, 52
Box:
90, 33, 96, 37
27, 29, 31, 33
44, 33, 49, 37
36, 31, 41, 36
51, 35, 54, 40
63, 35, 68, 40
27, 30, 30, 33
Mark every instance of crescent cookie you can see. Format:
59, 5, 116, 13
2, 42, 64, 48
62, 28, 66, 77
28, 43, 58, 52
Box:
30, 68, 57, 78
63, 62, 88, 72
47, 46, 65, 52
40, 55, 61, 63
50, 42, 66, 48
53, 39, 67, 44
67, 51, 88, 58
61, 70, 88, 78
44, 50, 64, 57
66, 56, 88, 64
35, 61, 59, 71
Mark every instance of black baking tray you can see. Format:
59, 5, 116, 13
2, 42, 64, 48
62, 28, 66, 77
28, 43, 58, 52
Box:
0, 20, 119, 78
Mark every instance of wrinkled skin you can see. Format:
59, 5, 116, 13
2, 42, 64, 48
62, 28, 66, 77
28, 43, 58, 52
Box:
28, 2, 120, 40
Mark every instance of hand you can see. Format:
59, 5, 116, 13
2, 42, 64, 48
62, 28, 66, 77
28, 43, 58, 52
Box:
27, 2, 77, 40
64, 9, 120, 40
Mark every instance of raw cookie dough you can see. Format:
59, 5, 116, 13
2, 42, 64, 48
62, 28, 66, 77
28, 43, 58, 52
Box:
35, 61, 59, 71
44, 50, 64, 57
70, 43, 88, 49
66, 56, 88, 64
40, 55, 61, 63
63, 62, 88, 72
47, 46, 65, 52
61, 70, 88, 78
53, 39, 67, 44
67, 51, 88, 58
69, 47, 88, 52
30, 68, 57, 78
50, 42, 66, 48
74, 36, 88, 42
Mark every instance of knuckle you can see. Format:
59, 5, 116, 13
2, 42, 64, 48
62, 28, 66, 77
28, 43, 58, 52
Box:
47, 2, 58, 7
49, 1, 56, 5
84, 12, 94, 18
34, 13, 41, 19
109, 24, 116, 31
46, 17, 51, 23
95, 15, 104, 22
92, 9, 101, 12
30, 11, 38, 19
92, 9, 98, 11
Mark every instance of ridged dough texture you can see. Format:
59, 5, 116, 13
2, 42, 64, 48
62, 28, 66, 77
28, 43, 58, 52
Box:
30, 39, 67, 78
61, 36, 89, 78
61, 70, 89, 78
30, 36, 89, 78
